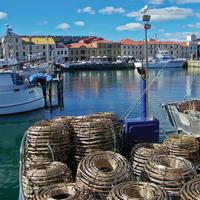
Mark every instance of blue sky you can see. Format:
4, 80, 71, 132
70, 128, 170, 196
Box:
0, 0, 200, 41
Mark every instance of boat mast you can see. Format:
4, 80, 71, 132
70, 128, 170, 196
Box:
2, 24, 14, 59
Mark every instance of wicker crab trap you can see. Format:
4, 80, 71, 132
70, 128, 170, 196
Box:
34, 182, 95, 200
25, 119, 71, 168
180, 175, 200, 200
163, 134, 200, 166
130, 143, 167, 180
142, 154, 196, 198
108, 181, 169, 200
23, 161, 72, 199
76, 150, 132, 199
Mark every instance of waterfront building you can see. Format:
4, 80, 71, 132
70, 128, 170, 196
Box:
68, 42, 97, 61
120, 38, 189, 60
186, 34, 198, 60
68, 37, 121, 61
92, 40, 121, 60
21, 36, 56, 61
54, 43, 69, 63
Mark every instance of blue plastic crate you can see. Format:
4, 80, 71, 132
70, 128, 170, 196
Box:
122, 118, 159, 158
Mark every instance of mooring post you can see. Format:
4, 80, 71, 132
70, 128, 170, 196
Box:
49, 80, 52, 109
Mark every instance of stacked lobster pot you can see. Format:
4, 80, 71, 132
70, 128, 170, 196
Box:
25, 119, 71, 169
129, 143, 167, 180
70, 117, 116, 168
163, 134, 200, 167
108, 181, 169, 200
76, 150, 132, 199
142, 154, 196, 199
180, 175, 200, 200
23, 162, 72, 199
88, 112, 123, 152
35, 182, 95, 200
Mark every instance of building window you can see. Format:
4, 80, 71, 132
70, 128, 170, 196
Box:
43, 52, 46, 57
58, 51, 60, 55
71, 50, 74, 55
15, 38, 18, 43
16, 52, 19, 57
64, 50, 67, 54
43, 45, 45, 49
29, 46, 32, 51
61, 51, 63, 55
76, 50, 78, 55
16, 46, 18, 50
23, 46, 25, 50
80, 50, 86, 54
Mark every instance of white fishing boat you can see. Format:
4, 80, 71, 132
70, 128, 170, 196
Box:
0, 58, 18, 68
135, 50, 186, 68
162, 99, 200, 138
0, 70, 45, 115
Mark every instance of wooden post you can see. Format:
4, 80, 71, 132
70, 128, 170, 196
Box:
49, 81, 52, 109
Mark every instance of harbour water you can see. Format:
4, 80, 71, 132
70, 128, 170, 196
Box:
1, 67, 200, 199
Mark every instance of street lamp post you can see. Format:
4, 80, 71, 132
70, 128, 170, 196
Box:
139, 14, 151, 119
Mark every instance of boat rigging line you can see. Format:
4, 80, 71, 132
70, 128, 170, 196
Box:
121, 62, 168, 120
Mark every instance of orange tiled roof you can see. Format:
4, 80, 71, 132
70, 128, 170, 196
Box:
95, 40, 120, 44
120, 38, 189, 47
68, 42, 96, 49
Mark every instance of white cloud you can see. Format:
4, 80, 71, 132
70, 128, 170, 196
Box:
127, 7, 193, 22
116, 23, 143, 31
77, 6, 95, 15
74, 21, 85, 27
56, 23, 70, 30
38, 20, 48, 25
187, 22, 200, 28
149, 0, 164, 4
173, 0, 200, 4
158, 29, 165, 32
99, 6, 125, 14
0, 11, 7, 19
163, 31, 199, 41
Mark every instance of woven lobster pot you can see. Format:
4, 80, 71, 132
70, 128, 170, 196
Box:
34, 182, 95, 200
142, 155, 196, 198
25, 120, 71, 168
26, 162, 72, 188
88, 112, 121, 132
180, 175, 200, 200
70, 118, 116, 168
130, 143, 168, 180
22, 174, 37, 199
108, 181, 169, 200
88, 112, 122, 152
76, 151, 132, 199
163, 134, 199, 166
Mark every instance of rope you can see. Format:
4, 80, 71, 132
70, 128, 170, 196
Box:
121, 62, 168, 120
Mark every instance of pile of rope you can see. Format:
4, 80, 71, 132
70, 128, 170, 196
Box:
163, 134, 199, 166
108, 181, 169, 200
130, 143, 167, 180
76, 150, 132, 199
23, 162, 72, 199
180, 175, 200, 200
70, 117, 116, 167
25, 120, 71, 169
142, 155, 196, 198
35, 182, 95, 200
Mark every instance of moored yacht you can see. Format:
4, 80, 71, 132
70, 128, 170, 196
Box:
0, 70, 45, 115
135, 50, 186, 68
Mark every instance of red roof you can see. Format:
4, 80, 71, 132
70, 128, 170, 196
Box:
68, 42, 96, 49
119, 38, 189, 47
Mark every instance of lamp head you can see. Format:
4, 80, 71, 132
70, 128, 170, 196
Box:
143, 15, 151, 22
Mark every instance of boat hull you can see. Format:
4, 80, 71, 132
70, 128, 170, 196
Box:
162, 101, 200, 138
0, 87, 45, 115
135, 60, 186, 68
